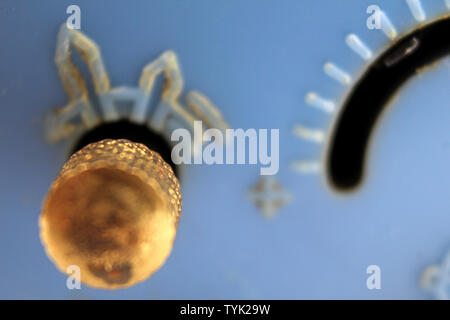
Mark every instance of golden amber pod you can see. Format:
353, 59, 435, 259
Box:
39, 139, 181, 289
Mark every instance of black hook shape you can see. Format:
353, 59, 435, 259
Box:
327, 15, 450, 191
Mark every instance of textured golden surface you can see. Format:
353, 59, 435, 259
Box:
40, 139, 181, 289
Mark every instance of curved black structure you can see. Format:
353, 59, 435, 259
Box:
327, 15, 450, 191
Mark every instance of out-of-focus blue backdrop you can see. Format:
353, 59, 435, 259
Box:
0, 0, 449, 299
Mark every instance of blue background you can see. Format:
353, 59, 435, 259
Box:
0, 0, 449, 299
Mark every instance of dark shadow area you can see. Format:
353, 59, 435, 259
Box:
72, 120, 179, 177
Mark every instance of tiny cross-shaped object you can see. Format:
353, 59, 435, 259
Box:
247, 176, 292, 219
421, 249, 450, 300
